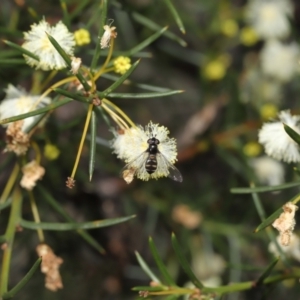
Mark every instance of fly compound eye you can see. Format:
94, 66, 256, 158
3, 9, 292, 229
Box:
155, 139, 160, 145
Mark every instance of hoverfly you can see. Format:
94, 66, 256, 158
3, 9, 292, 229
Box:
122, 137, 183, 183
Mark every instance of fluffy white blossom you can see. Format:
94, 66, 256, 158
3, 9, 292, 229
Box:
245, 0, 294, 40
260, 40, 300, 82
251, 156, 284, 186
111, 122, 181, 182
0, 84, 51, 132
22, 19, 75, 70
269, 233, 300, 261
258, 110, 300, 163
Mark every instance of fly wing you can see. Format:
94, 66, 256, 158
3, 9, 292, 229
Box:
157, 153, 183, 182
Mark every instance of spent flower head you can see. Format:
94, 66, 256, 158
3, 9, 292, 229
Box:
100, 23, 117, 49
20, 160, 45, 190
111, 121, 181, 182
5, 120, 30, 155
22, 19, 75, 70
36, 244, 63, 291
272, 202, 298, 246
70, 56, 82, 75
258, 110, 300, 163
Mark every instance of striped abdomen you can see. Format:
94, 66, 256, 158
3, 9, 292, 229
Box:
145, 154, 157, 174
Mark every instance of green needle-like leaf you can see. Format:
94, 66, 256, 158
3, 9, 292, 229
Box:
47, 34, 90, 91
89, 110, 97, 181
60, 0, 70, 29
284, 123, 300, 146
255, 207, 282, 232
46, 33, 71, 66
37, 185, 105, 253
230, 181, 300, 194
90, 0, 107, 70
20, 215, 136, 230
0, 198, 12, 211
149, 237, 177, 286
135, 251, 161, 284
2, 258, 42, 299
127, 27, 168, 56
106, 90, 184, 98
3, 40, 39, 61
132, 12, 187, 47
171, 233, 203, 288
254, 189, 300, 232
69, 0, 91, 19
0, 98, 72, 126
100, 60, 140, 97
53, 88, 91, 104
255, 258, 279, 286
131, 286, 166, 292
163, 0, 186, 34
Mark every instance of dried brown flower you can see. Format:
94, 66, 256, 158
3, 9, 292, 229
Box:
272, 202, 298, 246
36, 244, 63, 292
5, 120, 30, 155
122, 168, 135, 184
172, 204, 202, 229
66, 177, 76, 189
20, 160, 45, 190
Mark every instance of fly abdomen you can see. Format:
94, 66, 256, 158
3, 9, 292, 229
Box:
145, 154, 157, 174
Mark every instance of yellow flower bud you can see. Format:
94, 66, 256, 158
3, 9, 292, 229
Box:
243, 141, 261, 157
221, 19, 238, 37
260, 103, 278, 120
114, 56, 131, 75
44, 144, 60, 160
240, 27, 258, 46
203, 60, 226, 81
74, 29, 91, 46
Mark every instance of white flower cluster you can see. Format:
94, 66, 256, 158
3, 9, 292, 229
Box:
245, 0, 293, 40
250, 156, 284, 186
22, 19, 75, 70
111, 121, 180, 182
258, 110, 300, 163
0, 84, 51, 132
269, 233, 300, 261
245, 0, 299, 83
260, 40, 300, 82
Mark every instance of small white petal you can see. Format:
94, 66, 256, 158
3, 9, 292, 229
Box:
258, 110, 300, 163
